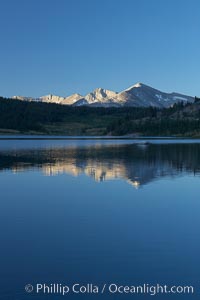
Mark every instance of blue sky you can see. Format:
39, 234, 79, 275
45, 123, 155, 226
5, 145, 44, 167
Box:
0, 0, 200, 97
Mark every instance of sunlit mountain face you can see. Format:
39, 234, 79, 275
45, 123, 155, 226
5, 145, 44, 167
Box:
0, 142, 200, 188
12, 83, 194, 108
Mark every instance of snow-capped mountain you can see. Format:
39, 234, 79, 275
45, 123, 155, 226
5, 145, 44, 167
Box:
12, 94, 65, 104
85, 88, 118, 104
115, 83, 194, 107
39, 94, 65, 104
61, 93, 84, 105
12, 83, 194, 108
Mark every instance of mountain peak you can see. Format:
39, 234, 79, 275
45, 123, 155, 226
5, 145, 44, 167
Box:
133, 82, 143, 88
85, 88, 117, 103
123, 82, 147, 92
94, 87, 104, 92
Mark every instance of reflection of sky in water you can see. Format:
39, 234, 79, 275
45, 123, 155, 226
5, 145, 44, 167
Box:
1, 137, 200, 150
0, 137, 136, 151
0, 140, 200, 299
0, 169, 200, 299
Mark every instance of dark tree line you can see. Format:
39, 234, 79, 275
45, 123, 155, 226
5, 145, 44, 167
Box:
0, 96, 200, 136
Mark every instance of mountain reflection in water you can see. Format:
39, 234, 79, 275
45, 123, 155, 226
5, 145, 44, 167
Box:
0, 142, 200, 187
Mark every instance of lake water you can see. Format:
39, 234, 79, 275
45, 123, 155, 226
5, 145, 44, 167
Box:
0, 138, 200, 299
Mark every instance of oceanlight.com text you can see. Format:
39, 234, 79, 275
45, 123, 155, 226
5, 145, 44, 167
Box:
25, 283, 194, 296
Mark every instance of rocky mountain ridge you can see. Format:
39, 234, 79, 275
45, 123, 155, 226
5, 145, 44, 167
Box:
12, 83, 194, 108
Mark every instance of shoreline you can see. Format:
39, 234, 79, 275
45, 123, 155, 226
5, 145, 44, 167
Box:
0, 135, 200, 140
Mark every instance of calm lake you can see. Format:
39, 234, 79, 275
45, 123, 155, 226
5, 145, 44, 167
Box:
0, 138, 200, 299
